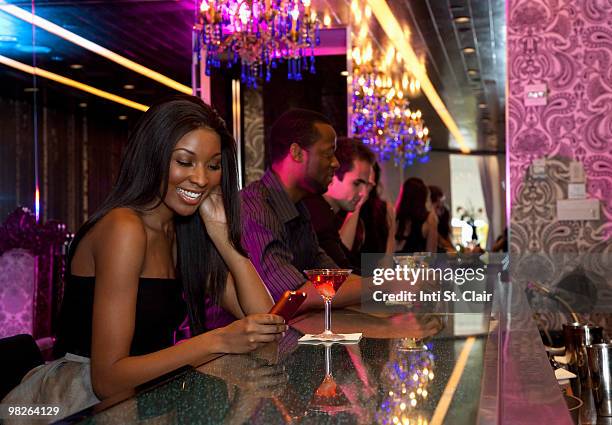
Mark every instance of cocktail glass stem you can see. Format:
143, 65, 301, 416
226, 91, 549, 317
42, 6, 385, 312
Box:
325, 344, 332, 376
324, 298, 332, 335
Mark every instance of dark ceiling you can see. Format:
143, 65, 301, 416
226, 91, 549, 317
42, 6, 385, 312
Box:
0, 0, 193, 110
403, 0, 506, 152
0, 0, 505, 152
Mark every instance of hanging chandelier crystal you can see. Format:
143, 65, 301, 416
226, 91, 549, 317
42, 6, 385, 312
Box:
350, 53, 430, 167
197, 0, 321, 87
349, 1, 430, 168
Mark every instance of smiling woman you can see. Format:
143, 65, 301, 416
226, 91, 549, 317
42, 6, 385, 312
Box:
1, 94, 286, 421
166, 128, 222, 214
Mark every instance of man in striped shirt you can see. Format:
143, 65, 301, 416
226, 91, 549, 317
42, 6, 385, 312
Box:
240, 109, 361, 310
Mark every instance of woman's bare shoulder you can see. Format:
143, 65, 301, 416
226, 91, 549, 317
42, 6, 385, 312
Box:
73, 208, 147, 276
427, 210, 439, 224
86, 208, 149, 280
90, 208, 147, 251
385, 201, 395, 218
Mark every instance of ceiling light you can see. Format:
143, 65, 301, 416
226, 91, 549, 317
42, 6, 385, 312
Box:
23, 87, 39, 92
15, 44, 51, 54
70, 64, 82, 69
0, 2, 191, 94
467, 69, 478, 76
340, 71, 349, 76
478, 103, 486, 109
454, 16, 470, 24
0, 55, 148, 111
118, 115, 127, 120
463, 47, 475, 54
123, 84, 134, 90
79, 102, 87, 108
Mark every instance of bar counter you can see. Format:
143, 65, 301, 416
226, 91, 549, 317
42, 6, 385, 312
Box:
59, 277, 572, 425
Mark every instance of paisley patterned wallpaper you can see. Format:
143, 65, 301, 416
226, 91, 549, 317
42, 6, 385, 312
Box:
508, 0, 612, 253
0, 249, 36, 339
508, 0, 612, 328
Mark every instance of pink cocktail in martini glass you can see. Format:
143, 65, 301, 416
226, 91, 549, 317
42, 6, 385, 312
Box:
309, 344, 351, 415
304, 268, 352, 341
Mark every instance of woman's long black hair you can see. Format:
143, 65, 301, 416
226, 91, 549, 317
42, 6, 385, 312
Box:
395, 177, 429, 240
360, 162, 389, 253
68, 94, 243, 335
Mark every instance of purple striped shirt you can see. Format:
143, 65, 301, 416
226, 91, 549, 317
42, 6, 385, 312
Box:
240, 170, 337, 301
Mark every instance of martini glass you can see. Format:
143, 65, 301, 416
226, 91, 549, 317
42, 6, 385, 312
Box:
304, 268, 352, 341
308, 344, 351, 415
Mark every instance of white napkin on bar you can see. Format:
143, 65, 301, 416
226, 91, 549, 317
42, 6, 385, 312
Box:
298, 333, 362, 344
555, 368, 576, 381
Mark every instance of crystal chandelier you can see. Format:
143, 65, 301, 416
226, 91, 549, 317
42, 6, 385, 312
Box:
197, 0, 321, 87
349, 1, 430, 168
350, 52, 430, 167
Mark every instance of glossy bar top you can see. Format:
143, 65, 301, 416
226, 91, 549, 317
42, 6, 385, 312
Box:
63, 279, 572, 425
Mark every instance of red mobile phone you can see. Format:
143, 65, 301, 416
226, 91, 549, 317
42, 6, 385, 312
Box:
269, 290, 307, 321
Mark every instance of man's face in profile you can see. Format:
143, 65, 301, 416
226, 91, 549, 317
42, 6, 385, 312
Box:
326, 159, 372, 212
300, 122, 339, 195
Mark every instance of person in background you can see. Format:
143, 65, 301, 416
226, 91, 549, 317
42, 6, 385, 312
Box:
2, 95, 285, 419
360, 162, 396, 255
429, 185, 455, 253
492, 227, 508, 252
303, 137, 375, 274
240, 109, 362, 309
428, 185, 445, 216
395, 177, 439, 253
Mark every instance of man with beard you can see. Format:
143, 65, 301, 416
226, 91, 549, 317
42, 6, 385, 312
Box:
241, 109, 361, 310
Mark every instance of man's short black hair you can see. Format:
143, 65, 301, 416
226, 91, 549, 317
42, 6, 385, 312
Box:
334, 137, 375, 181
267, 108, 333, 165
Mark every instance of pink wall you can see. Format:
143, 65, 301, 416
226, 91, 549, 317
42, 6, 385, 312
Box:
508, 0, 612, 253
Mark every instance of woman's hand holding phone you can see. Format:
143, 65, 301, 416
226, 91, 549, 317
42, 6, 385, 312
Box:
269, 291, 307, 321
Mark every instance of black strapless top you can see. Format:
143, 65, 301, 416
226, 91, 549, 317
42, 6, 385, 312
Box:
54, 275, 187, 358
396, 217, 427, 254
